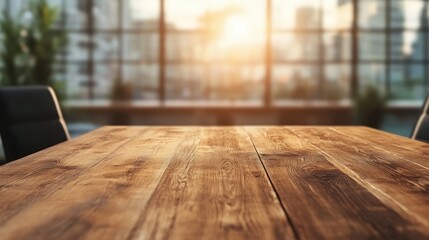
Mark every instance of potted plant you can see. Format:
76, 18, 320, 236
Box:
354, 85, 387, 129
0, 14, 30, 85
111, 77, 133, 102
0, 0, 67, 98
110, 77, 133, 124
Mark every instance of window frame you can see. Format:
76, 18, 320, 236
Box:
3, 0, 428, 104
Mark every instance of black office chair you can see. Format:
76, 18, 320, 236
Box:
411, 92, 429, 143
0, 86, 70, 163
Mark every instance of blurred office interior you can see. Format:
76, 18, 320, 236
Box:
0, 0, 428, 145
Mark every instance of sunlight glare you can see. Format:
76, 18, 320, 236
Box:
215, 13, 265, 51
223, 15, 251, 45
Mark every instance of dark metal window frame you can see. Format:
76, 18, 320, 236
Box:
4, 0, 429, 104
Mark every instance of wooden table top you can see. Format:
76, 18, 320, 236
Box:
0, 126, 428, 240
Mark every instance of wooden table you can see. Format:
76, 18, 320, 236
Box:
1, 126, 429, 239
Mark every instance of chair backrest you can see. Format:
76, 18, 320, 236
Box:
412, 92, 429, 142
0, 86, 70, 162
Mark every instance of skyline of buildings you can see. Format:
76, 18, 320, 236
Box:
2, 0, 429, 101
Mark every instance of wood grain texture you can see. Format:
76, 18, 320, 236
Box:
0, 126, 428, 240
334, 127, 429, 169
0, 127, 294, 240
245, 127, 428, 239
0, 127, 148, 238
125, 127, 294, 240
288, 127, 429, 228
0, 127, 145, 224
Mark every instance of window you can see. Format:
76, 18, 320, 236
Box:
272, 0, 352, 101
3, 0, 429, 103
164, 0, 265, 102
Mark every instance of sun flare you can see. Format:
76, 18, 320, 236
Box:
222, 15, 251, 45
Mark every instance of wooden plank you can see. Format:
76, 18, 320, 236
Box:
0, 127, 140, 185
0, 127, 294, 240
0, 127, 145, 224
289, 127, 429, 228
333, 127, 429, 169
245, 126, 428, 239
0, 127, 189, 240
126, 127, 295, 240
3, 126, 427, 239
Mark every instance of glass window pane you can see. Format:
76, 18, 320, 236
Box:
359, 33, 385, 61
52, 64, 67, 99
208, 64, 264, 101
359, 0, 385, 29
324, 32, 351, 61
167, 0, 266, 60
64, 0, 91, 29
358, 64, 386, 91
93, 0, 119, 30
123, 64, 159, 100
324, 0, 352, 29
165, 0, 266, 30
166, 0, 266, 30
165, 0, 265, 102
64, 63, 90, 99
165, 0, 208, 30
10, 0, 426, 104
166, 64, 206, 100
209, 42, 264, 63
390, 31, 425, 61
272, 0, 320, 30
124, 0, 159, 30
167, 31, 264, 63
323, 64, 350, 100
66, 78, 90, 99
390, 64, 425, 100
273, 34, 319, 61
63, 0, 118, 29
122, 33, 158, 61
166, 64, 264, 101
272, 65, 319, 100
166, 33, 206, 62
391, 1, 425, 29
53, 64, 66, 80
93, 34, 119, 61
94, 63, 119, 99
66, 33, 90, 61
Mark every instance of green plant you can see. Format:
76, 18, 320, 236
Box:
23, 0, 67, 86
354, 85, 387, 128
0, 14, 29, 85
0, 0, 66, 88
110, 77, 133, 125
111, 77, 133, 101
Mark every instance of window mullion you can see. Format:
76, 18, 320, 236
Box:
386, 0, 391, 98
351, 0, 359, 97
159, 0, 166, 102
265, 0, 272, 107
